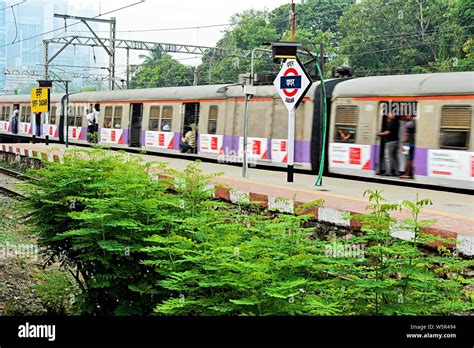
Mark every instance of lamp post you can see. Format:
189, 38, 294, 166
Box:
241, 48, 272, 178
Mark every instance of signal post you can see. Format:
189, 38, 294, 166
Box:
272, 43, 312, 182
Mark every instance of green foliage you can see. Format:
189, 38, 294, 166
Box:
126, 0, 471, 86
23, 149, 176, 315
23, 152, 472, 316
33, 267, 80, 315
81, 86, 97, 92
337, 0, 473, 75
143, 204, 345, 315
198, 10, 279, 84
131, 53, 194, 88
349, 190, 473, 315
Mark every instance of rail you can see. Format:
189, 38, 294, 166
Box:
0, 167, 29, 198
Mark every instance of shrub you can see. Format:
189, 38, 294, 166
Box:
23, 150, 472, 316
24, 149, 177, 315
33, 267, 79, 315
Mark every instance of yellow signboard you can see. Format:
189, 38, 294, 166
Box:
30, 88, 49, 113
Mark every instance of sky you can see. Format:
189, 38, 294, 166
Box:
70, 0, 297, 75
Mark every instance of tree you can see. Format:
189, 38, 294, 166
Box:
130, 52, 193, 88
271, 0, 354, 37
337, 0, 468, 75
197, 10, 280, 84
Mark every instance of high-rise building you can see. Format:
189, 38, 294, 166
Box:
0, 0, 8, 93
2, 0, 105, 95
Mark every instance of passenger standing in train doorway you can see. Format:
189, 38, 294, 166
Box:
86, 109, 95, 143
180, 124, 197, 153
377, 112, 400, 176
400, 114, 416, 179
92, 104, 100, 143
11, 105, 19, 134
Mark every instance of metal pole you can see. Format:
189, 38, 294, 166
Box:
287, 108, 295, 182
242, 47, 270, 178
193, 67, 198, 86
291, 0, 296, 42
45, 87, 49, 145
242, 93, 250, 178
43, 40, 49, 80
208, 56, 212, 84
45, 110, 49, 145
242, 49, 260, 178
109, 17, 116, 91
126, 48, 130, 89
65, 81, 69, 148
318, 43, 325, 185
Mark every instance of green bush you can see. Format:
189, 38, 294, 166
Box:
33, 267, 79, 315
24, 149, 177, 315
23, 149, 472, 316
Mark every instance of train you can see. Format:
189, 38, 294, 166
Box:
0, 71, 472, 190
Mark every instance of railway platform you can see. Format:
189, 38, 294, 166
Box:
1, 142, 473, 256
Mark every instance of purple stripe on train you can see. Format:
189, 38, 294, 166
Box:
371, 144, 428, 176
221, 135, 312, 163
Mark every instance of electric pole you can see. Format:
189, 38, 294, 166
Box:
290, 0, 296, 42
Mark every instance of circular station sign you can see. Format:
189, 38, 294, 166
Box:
282, 67, 299, 98
273, 58, 312, 112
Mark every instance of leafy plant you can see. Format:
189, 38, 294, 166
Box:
33, 267, 80, 315
349, 190, 473, 315
23, 149, 177, 315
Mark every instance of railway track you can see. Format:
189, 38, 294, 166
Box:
0, 167, 28, 198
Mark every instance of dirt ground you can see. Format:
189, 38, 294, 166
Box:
0, 197, 46, 315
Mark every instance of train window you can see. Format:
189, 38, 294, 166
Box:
21, 106, 31, 123
1, 106, 10, 121
75, 106, 84, 127
208, 105, 218, 134
20, 106, 26, 122
440, 106, 471, 149
113, 106, 123, 129
149, 106, 160, 131
160, 106, 172, 131
67, 106, 75, 126
103, 106, 113, 128
334, 105, 358, 143
50, 106, 57, 124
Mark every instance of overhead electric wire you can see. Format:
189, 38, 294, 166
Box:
0, 0, 25, 12
75, 23, 233, 34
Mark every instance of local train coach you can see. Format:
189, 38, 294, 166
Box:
0, 71, 472, 190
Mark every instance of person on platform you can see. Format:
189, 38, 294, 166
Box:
377, 112, 400, 176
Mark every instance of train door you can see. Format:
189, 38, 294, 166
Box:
130, 103, 143, 147
181, 102, 200, 153
377, 101, 417, 176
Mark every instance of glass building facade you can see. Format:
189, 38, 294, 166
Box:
1, 0, 103, 94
